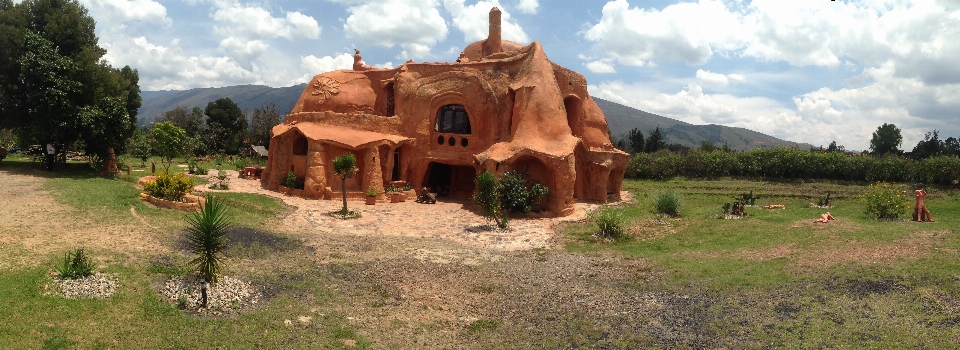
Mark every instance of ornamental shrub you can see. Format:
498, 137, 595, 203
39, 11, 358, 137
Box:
185, 195, 231, 284
589, 207, 626, 241
282, 171, 297, 189
861, 181, 910, 219
55, 248, 97, 279
654, 191, 681, 217
473, 171, 508, 229
499, 170, 549, 213
143, 172, 194, 201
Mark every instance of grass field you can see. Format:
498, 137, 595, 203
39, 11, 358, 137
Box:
2, 154, 959, 348
564, 178, 960, 346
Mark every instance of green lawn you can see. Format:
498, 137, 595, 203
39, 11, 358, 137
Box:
0, 159, 368, 349
564, 178, 960, 346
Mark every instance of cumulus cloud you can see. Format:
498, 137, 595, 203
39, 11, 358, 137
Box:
334, 0, 448, 60
218, 37, 269, 69
80, 0, 172, 26
443, 0, 531, 43
583, 0, 745, 66
585, 60, 616, 74
516, 0, 538, 14
210, 2, 320, 42
292, 53, 355, 84
583, 0, 960, 86
695, 69, 728, 88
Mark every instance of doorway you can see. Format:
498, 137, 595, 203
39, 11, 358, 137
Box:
424, 162, 476, 198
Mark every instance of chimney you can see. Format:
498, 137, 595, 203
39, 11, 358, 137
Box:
483, 7, 502, 56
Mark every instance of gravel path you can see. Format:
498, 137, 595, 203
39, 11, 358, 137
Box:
197, 170, 630, 251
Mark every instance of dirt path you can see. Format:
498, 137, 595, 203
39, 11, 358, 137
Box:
0, 167, 166, 270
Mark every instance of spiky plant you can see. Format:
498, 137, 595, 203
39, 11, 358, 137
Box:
185, 195, 231, 284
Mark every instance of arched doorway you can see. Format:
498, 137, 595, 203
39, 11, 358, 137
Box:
423, 162, 476, 199
510, 155, 554, 211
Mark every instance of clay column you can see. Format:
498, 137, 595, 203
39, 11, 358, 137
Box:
365, 145, 385, 198
482, 7, 502, 56
304, 143, 327, 198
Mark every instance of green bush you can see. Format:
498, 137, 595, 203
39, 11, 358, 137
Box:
143, 172, 195, 201
185, 195, 231, 284
861, 181, 910, 219
55, 248, 97, 279
473, 171, 508, 229
282, 171, 297, 189
233, 157, 249, 171
866, 155, 911, 182
654, 191, 681, 217
914, 156, 960, 185
498, 170, 549, 213
589, 208, 626, 241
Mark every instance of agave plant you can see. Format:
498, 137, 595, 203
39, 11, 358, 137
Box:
184, 195, 231, 284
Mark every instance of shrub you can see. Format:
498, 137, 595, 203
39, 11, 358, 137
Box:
473, 171, 508, 229
589, 208, 626, 241
861, 181, 910, 219
143, 172, 195, 201
233, 157, 249, 171
282, 171, 297, 189
366, 188, 378, 197
914, 156, 960, 185
654, 191, 681, 217
499, 170, 549, 213
184, 195, 231, 284
209, 169, 229, 190
55, 248, 97, 279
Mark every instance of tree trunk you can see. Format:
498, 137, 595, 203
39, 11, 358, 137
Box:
341, 176, 348, 214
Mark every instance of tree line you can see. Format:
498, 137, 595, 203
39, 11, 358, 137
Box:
127, 98, 281, 165
619, 123, 960, 185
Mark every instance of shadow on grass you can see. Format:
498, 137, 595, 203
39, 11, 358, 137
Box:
0, 158, 110, 181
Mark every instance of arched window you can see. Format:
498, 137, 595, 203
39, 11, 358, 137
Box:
435, 105, 471, 134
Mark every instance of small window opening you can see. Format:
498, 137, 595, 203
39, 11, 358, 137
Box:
435, 105, 471, 134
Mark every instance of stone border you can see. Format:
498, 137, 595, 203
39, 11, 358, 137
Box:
141, 193, 206, 212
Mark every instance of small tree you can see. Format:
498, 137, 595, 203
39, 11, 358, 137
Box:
149, 121, 187, 173
130, 132, 152, 167
333, 153, 358, 215
473, 171, 508, 229
645, 127, 666, 153
185, 195, 231, 284
869, 123, 902, 156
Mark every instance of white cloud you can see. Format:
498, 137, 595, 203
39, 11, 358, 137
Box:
695, 69, 728, 88
218, 37, 268, 69
80, 0, 171, 26
443, 0, 530, 43
210, 1, 321, 42
335, 0, 448, 59
583, 0, 746, 66
292, 53, 355, 85
516, 0, 537, 14
585, 60, 616, 74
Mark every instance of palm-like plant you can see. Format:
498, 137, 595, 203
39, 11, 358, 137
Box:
185, 195, 231, 284
333, 153, 358, 215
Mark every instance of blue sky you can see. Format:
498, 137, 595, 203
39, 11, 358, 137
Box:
76, 0, 960, 151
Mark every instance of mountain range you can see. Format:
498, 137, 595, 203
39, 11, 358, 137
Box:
138, 84, 812, 151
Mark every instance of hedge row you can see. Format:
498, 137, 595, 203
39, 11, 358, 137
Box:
625, 148, 960, 185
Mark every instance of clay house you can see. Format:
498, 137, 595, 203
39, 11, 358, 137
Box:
262, 7, 627, 215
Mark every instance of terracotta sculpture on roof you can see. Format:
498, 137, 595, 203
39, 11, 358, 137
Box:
262, 7, 628, 215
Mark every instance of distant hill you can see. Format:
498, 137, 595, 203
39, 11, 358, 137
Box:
138, 84, 812, 150
137, 84, 306, 126
595, 98, 813, 151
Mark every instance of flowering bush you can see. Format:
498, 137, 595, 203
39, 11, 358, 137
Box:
861, 181, 910, 219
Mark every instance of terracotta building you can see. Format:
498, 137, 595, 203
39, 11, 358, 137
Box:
262, 7, 627, 215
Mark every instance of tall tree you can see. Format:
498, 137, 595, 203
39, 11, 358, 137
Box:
157, 106, 192, 132
204, 97, 245, 153
0, 0, 139, 162
944, 137, 960, 157
869, 123, 902, 156
910, 130, 943, 159
627, 128, 645, 154
251, 104, 281, 148
645, 127, 666, 153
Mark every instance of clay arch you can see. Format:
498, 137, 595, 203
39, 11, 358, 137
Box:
509, 155, 554, 210
292, 131, 308, 156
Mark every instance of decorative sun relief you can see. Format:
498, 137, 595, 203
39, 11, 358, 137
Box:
311, 76, 341, 104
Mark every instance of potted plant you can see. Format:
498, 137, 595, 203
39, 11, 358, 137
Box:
397, 185, 407, 202
388, 186, 400, 203
365, 188, 378, 205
